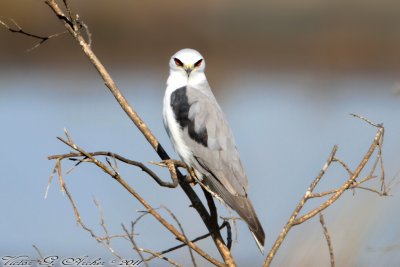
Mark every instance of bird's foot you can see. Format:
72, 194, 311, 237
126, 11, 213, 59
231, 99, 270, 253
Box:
184, 174, 197, 186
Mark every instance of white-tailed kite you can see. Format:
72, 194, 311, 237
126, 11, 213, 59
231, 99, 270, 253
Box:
163, 48, 265, 252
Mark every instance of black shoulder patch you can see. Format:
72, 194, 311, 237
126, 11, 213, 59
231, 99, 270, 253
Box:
170, 87, 190, 128
170, 87, 208, 147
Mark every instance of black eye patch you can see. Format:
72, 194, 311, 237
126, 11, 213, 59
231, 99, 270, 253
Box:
194, 59, 203, 68
174, 58, 184, 67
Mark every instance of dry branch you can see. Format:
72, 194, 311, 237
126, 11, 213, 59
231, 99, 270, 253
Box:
121, 224, 150, 267
0, 18, 67, 52
55, 131, 225, 267
42, 1, 234, 264
2, 1, 393, 266
49, 151, 179, 188
263, 119, 386, 267
319, 213, 335, 267
161, 205, 198, 267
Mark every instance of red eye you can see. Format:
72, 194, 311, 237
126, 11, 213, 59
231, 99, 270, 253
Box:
194, 59, 203, 68
174, 58, 184, 67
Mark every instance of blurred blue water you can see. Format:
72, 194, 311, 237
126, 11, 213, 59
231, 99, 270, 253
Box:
0, 70, 399, 266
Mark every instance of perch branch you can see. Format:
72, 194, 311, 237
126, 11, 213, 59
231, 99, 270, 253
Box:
43, 1, 233, 264
55, 131, 224, 267
48, 151, 179, 188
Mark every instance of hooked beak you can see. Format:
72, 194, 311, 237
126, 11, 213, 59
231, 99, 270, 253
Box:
184, 65, 194, 76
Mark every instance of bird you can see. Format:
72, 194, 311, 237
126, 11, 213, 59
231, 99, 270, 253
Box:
163, 48, 265, 252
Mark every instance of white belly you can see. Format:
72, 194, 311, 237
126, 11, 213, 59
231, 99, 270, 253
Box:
163, 88, 193, 164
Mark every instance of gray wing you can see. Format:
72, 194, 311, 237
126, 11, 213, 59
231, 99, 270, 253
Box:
170, 85, 265, 249
184, 85, 248, 196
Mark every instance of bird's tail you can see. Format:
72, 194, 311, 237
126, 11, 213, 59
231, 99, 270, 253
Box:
240, 199, 265, 254
203, 180, 265, 253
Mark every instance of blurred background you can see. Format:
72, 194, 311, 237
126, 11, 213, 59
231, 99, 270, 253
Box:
1, 0, 400, 266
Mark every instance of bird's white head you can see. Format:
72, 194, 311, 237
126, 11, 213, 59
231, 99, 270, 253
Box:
168, 48, 206, 88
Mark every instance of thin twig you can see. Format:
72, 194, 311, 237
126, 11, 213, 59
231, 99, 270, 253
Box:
43, 1, 234, 264
308, 175, 379, 198
32, 244, 44, 260
294, 129, 384, 225
319, 213, 335, 267
141, 249, 182, 267
55, 131, 224, 267
49, 151, 179, 188
0, 18, 67, 52
62, 0, 74, 24
44, 164, 57, 199
93, 198, 111, 245
149, 160, 196, 184
333, 158, 353, 176
263, 145, 337, 266
144, 221, 229, 262
161, 206, 197, 267
122, 224, 149, 267
263, 117, 385, 267
55, 171, 124, 259
350, 113, 382, 128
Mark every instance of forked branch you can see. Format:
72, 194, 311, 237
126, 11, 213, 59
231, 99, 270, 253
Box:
52, 130, 225, 267
48, 151, 180, 188
263, 118, 386, 267
3, 1, 393, 266
43, 0, 234, 264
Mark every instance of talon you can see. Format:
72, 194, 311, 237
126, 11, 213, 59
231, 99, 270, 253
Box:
184, 175, 197, 185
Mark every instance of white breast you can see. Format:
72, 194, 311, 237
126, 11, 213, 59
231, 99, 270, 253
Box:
163, 85, 193, 164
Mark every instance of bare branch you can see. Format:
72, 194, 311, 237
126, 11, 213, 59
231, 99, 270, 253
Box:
32, 245, 47, 266
293, 127, 384, 225
62, 0, 74, 23
319, 213, 335, 267
0, 0, 235, 264
42, 1, 235, 264
0, 18, 67, 52
52, 165, 124, 259
350, 113, 383, 128
144, 221, 229, 262
161, 205, 198, 267
9, 1, 389, 265
141, 249, 182, 267
307, 175, 380, 198
53, 131, 224, 267
332, 157, 353, 176
263, 145, 337, 266
93, 198, 111, 246
56, 159, 64, 193
49, 151, 179, 188
264, 118, 385, 267
44, 164, 57, 199
121, 224, 149, 267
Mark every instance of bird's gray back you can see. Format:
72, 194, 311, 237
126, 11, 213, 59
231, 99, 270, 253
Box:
170, 84, 249, 197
